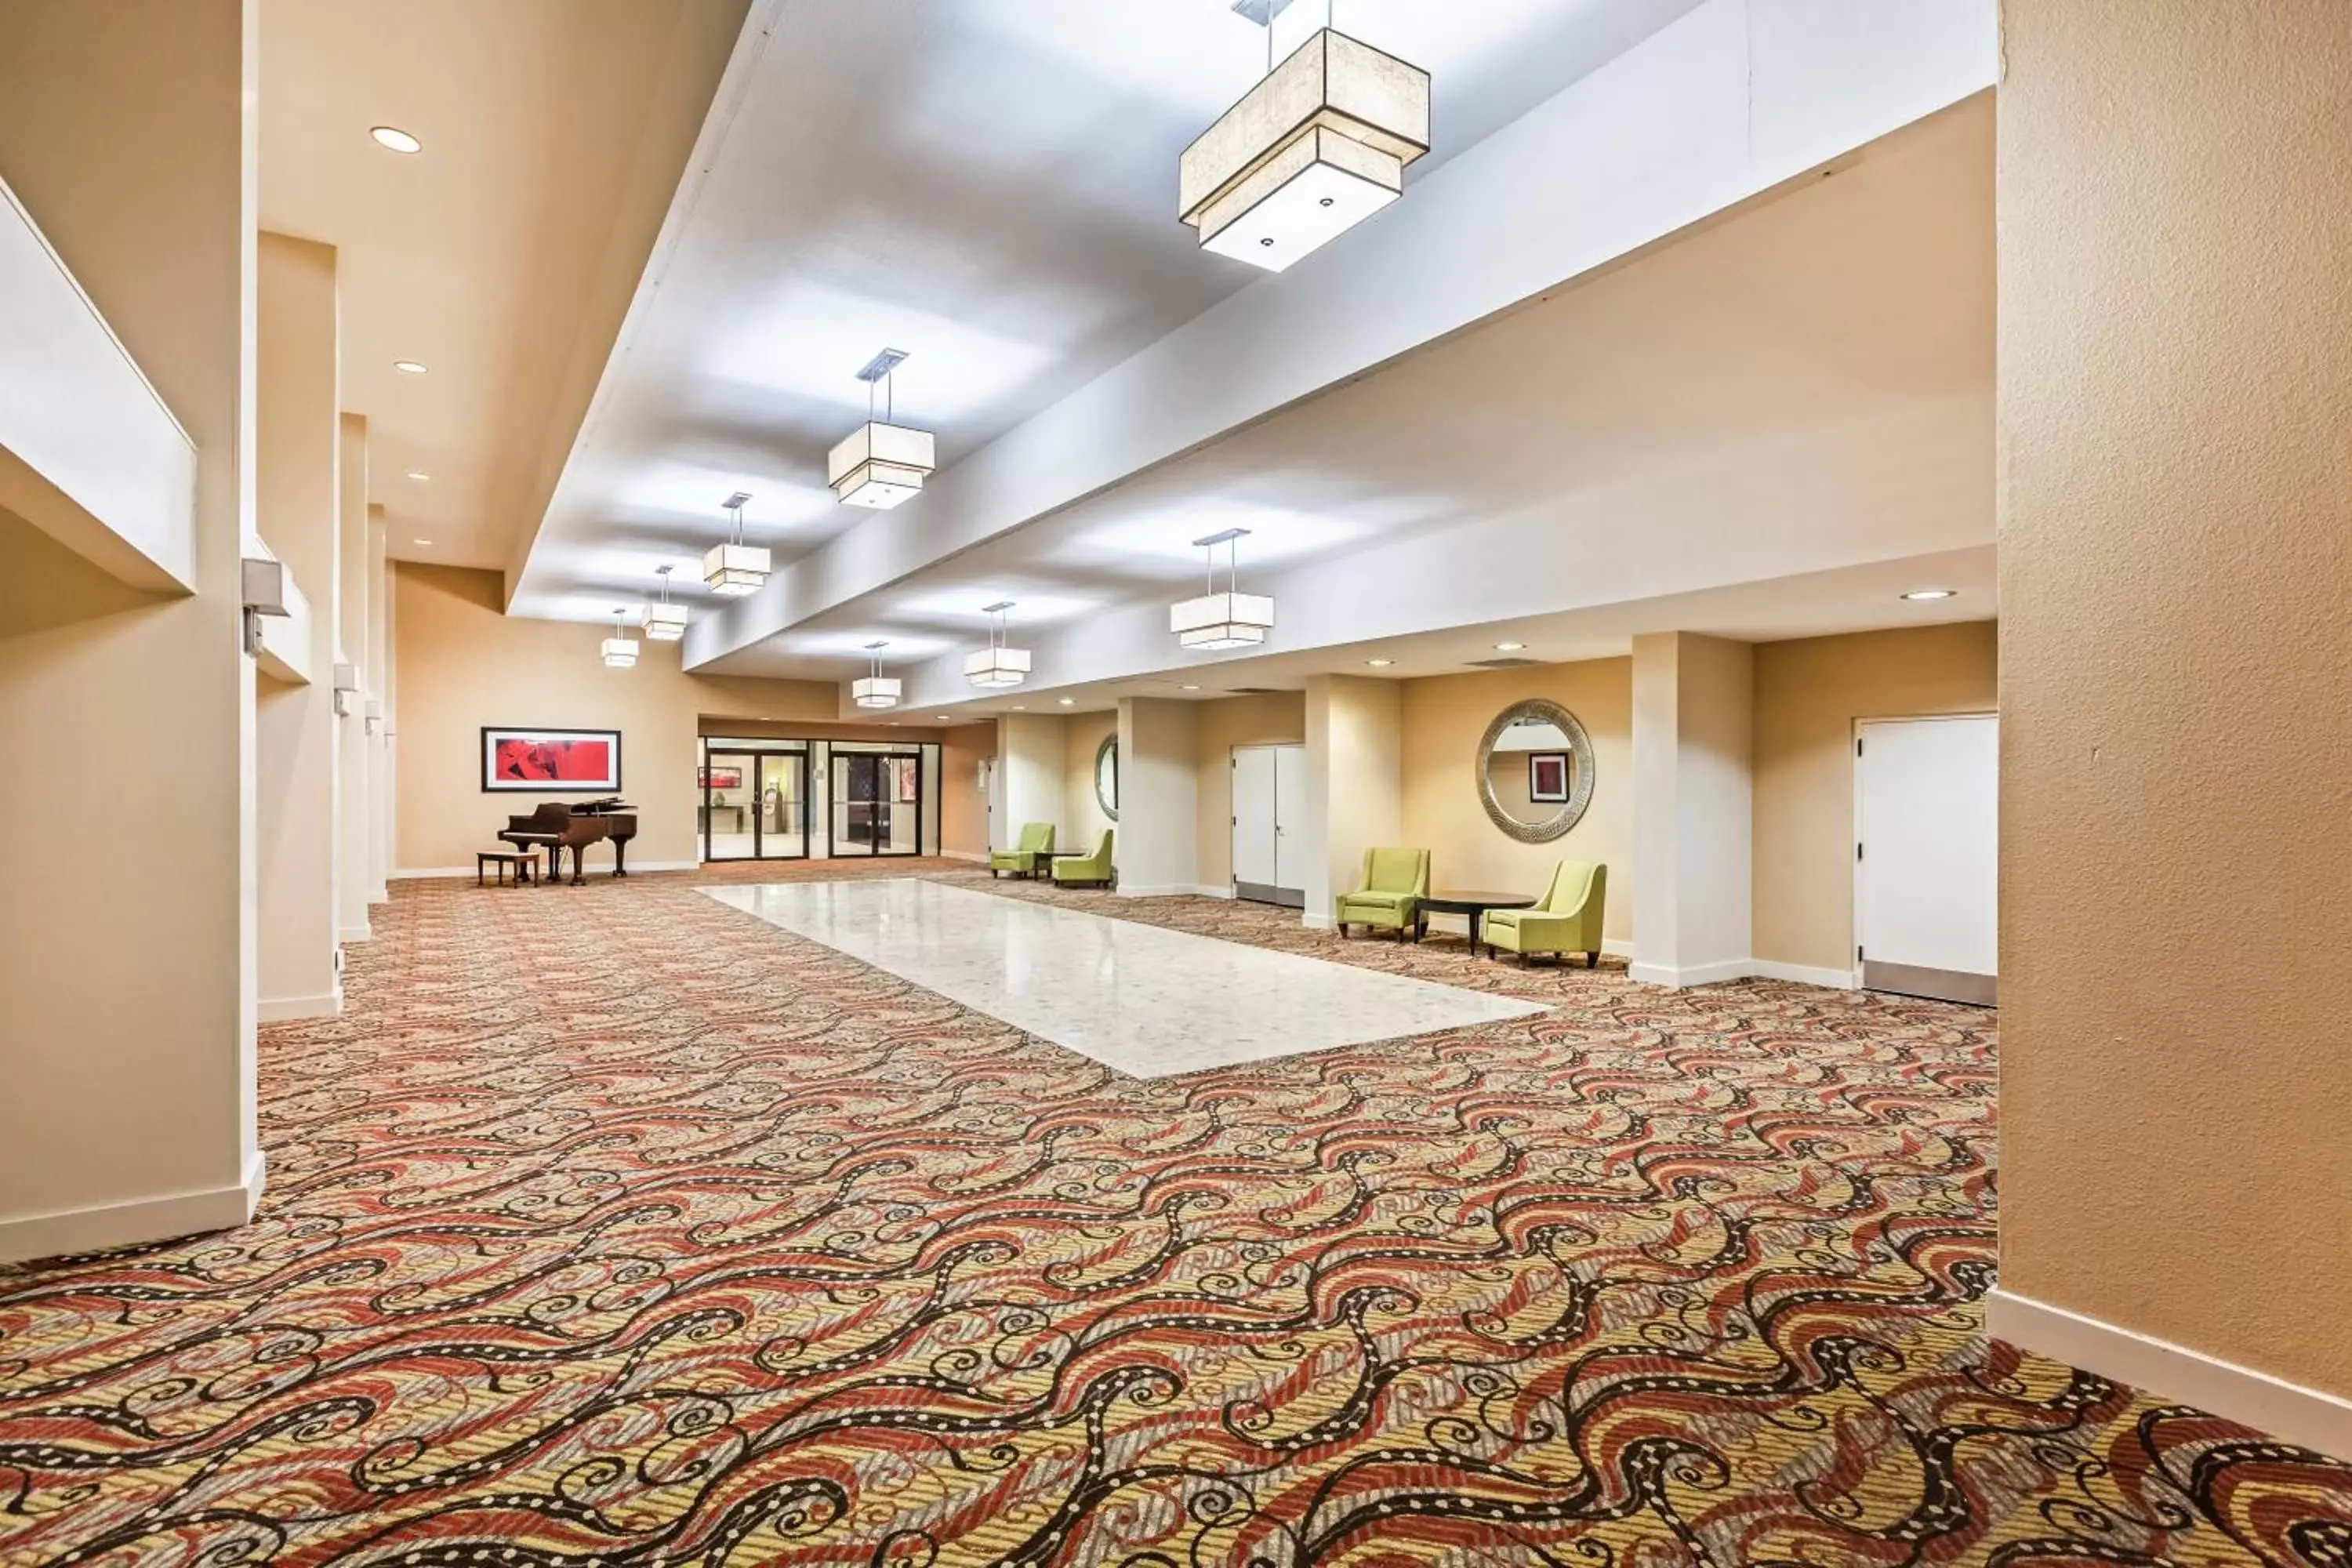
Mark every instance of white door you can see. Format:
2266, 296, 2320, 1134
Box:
1855, 714, 1998, 1004
1272, 744, 1307, 895
1232, 746, 1278, 892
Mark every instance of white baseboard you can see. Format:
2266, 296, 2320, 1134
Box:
1750, 957, 1858, 988
1628, 956, 1756, 988
0, 1148, 266, 1265
338, 920, 372, 943
1192, 884, 1236, 899
1988, 1287, 2352, 1459
1603, 938, 1635, 958
1115, 883, 1196, 898
1301, 911, 1335, 931
258, 987, 341, 1023
393, 859, 699, 881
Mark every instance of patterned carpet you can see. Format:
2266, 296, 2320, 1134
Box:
4, 866, 2348, 1566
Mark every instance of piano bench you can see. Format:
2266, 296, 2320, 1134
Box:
477, 848, 541, 887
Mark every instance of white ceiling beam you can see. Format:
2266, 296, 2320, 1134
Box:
684, 0, 1995, 673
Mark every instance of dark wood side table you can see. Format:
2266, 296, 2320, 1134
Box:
1417, 890, 1537, 957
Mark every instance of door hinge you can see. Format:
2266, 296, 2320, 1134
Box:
1856, 737, 1864, 757
1857, 945, 1864, 961
1856, 841, 1864, 861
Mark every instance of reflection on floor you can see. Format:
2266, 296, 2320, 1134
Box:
2, 864, 2347, 1566
706, 877, 1546, 1076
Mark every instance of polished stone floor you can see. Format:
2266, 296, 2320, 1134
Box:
702, 877, 1547, 1076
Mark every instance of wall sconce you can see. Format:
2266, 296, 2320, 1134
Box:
241, 557, 290, 656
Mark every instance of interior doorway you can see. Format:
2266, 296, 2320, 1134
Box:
831, 750, 924, 857
1853, 714, 1998, 1004
703, 746, 808, 862
1231, 743, 1308, 906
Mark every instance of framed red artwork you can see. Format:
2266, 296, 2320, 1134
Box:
1528, 752, 1570, 804
481, 727, 622, 792
699, 765, 744, 790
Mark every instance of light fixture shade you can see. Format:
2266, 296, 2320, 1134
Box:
827, 421, 936, 509
600, 635, 641, 668
963, 644, 1033, 689
1180, 29, 1428, 272
851, 675, 902, 710
1171, 590, 1275, 650
641, 601, 688, 641
702, 540, 771, 597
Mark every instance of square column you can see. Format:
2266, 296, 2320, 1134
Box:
1115, 697, 1199, 895
993, 713, 1068, 854
1630, 632, 1753, 985
1302, 675, 1403, 927
255, 232, 342, 1022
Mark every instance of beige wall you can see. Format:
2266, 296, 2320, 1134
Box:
1061, 708, 1119, 854
1399, 660, 1634, 943
1998, 0, 2352, 1402
1195, 692, 1307, 891
0, 0, 260, 1258
1752, 622, 1996, 974
395, 564, 840, 869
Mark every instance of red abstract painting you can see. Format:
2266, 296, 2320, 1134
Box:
481, 728, 622, 792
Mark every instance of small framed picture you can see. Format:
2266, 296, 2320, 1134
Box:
699, 765, 743, 791
1528, 752, 1570, 804
482, 727, 622, 793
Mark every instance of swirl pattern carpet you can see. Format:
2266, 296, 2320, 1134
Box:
3, 866, 2347, 1566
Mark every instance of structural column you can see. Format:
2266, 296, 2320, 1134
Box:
367, 502, 392, 900
1115, 697, 1198, 896
336, 412, 372, 942
255, 232, 342, 1021
1301, 674, 1402, 927
1991, 0, 2352, 1450
1628, 631, 1752, 986
0, 0, 263, 1261
993, 713, 1067, 855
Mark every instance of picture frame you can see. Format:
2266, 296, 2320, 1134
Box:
482, 727, 623, 793
699, 765, 744, 791
1528, 751, 1570, 804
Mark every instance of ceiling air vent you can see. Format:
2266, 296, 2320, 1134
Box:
1465, 656, 1541, 669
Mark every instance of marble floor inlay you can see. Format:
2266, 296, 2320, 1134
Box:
702, 877, 1547, 1076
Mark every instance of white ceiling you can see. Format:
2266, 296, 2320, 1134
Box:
259, 0, 745, 570
695, 92, 1995, 704
510, 0, 1708, 622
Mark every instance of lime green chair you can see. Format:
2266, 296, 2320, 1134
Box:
1483, 861, 1607, 966
989, 822, 1056, 879
1050, 829, 1115, 887
1334, 846, 1429, 940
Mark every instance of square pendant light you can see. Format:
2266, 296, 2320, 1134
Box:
1171, 591, 1276, 649
854, 640, 902, 709
641, 602, 688, 641
702, 541, 770, 597
1180, 29, 1428, 272
827, 421, 936, 510
601, 635, 640, 668
964, 645, 1033, 688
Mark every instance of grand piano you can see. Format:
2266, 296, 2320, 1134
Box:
498, 799, 638, 885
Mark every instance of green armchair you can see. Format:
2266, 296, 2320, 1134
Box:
989, 822, 1056, 879
1483, 860, 1607, 966
1050, 829, 1115, 887
1334, 846, 1429, 940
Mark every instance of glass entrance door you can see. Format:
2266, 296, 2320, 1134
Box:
831, 752, 924, 857
703, 748, 808, 861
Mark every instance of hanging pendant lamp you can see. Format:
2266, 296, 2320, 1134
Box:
964, 601, 1033, 689
641, 564, 688, 641
853, 641, 902, 710
600, 608, 640, 669
703, 491, 770, 597
1171, 528, 1276, 649
829, 349, 935, 510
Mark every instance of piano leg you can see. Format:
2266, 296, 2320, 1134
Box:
572, 844, 586, 887
612, 839, 630, 877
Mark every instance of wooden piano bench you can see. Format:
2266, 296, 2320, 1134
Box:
476, 848, 540, 887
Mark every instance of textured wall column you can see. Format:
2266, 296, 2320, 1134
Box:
1630, 631, 1752, 985
1115, 697, 1199, 895
1992, 0, 2352, 1446
0, 0, 262, 1260
254, 232, 342, 1020
1302, 675, 1403, 928
336, 412, 372, 941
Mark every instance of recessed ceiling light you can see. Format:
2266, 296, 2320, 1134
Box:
1058, 697, 1076, 706
394, 360, 427, 375
1901, 588, 1958, 601
1366, 658, 1394, 667
412, 537, 433, 546
1494, 641, 1526, 652
935, 714, 951, 720
369, 125, 423, 154
405, 470, 430, 482
1181, 684, 1201, 691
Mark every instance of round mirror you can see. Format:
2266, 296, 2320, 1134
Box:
1475, 699, 1594, 843
1094, 735, 1119, 821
